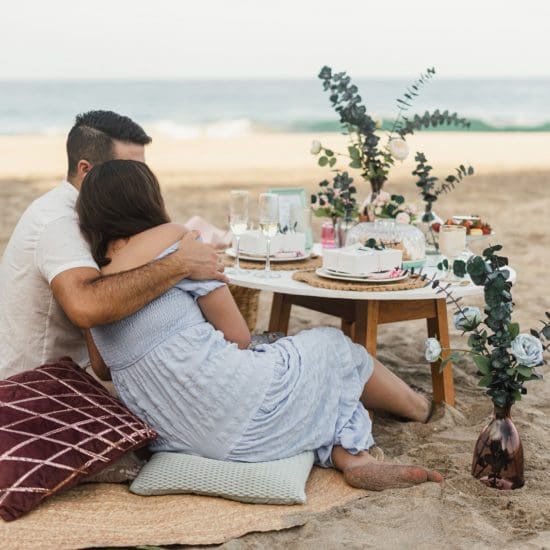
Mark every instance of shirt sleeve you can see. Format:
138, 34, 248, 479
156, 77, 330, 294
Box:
156, 241, 224, 300
175, 278, 225, 300
35, 216, 99, 284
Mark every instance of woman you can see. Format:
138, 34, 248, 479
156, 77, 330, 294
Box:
77, 160, 442, 491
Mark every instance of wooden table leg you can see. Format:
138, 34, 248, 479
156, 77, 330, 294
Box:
341, 318, 354, 339
268, 293, 292, 334
353, 300, 379, 357
427, 298, 455, 406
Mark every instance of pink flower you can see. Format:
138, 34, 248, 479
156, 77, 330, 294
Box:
396, 212, 411, 224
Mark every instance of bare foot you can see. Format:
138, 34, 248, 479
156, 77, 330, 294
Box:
343, 461, 443, 491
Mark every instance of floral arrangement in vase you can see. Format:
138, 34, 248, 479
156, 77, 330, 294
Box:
424, 244, 548, 489
310, 171, 358, 221
310, 65, 475, 225
360, 191, 419, 225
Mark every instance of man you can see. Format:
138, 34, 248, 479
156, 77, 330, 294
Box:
0, 110, 226, 379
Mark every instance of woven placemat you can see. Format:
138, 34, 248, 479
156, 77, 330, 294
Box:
292, 270, 428, 292
223, 253, 322, 271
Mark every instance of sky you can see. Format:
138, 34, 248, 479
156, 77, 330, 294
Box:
0, 0, 549, 79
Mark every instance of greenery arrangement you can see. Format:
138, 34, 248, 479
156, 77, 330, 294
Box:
309, 170, 358, 220
412, 152, 474, 223
310, 65, 475, 222
425, 245, 547, 407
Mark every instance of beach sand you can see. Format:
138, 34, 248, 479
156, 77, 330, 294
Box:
1, 132, 550, 548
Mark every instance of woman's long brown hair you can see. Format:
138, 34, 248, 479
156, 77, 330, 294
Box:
76, 159, 170, 267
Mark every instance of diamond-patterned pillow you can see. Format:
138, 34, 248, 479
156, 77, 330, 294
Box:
0, 357, 157, 521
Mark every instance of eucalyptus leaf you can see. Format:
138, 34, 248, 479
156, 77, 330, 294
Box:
472, 355, 490, 374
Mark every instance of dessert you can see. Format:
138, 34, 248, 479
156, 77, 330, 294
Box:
432, 216, 492, 236
323, 243, 403, 276
234, 230, 307, 258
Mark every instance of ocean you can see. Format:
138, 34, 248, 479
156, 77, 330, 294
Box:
0, 79, 549, 137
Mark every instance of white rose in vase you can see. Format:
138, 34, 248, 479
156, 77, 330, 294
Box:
388, 138, 409, 161
310, 140, 322, 155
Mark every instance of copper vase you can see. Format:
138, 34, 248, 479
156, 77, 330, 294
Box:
471, 404, 524, 490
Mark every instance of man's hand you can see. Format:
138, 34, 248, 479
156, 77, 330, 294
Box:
175, 231, 228, 282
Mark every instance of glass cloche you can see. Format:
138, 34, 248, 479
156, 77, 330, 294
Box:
345, 219, 426, 262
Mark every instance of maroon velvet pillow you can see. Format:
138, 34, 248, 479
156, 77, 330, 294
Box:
0, 357, 157, 521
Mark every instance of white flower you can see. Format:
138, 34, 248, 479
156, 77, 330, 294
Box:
453, 307, 482, 331
395, 212, 411, 224
511, 334, 544, 367
374, 205, 383, 216
407, 203, 418, 215
425, 338, 442, 362
388, 138, 409, 161
310, 140, 322, 155
371, 113, 383, 129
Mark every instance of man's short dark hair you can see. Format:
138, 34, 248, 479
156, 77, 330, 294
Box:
66, 110, 152, 178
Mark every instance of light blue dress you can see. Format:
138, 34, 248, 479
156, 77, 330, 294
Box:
91, 245, 375, 467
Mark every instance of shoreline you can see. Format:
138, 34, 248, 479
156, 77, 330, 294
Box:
1, 132, 550, 183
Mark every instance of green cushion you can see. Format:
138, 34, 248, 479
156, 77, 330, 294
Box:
129, 451, 315, 505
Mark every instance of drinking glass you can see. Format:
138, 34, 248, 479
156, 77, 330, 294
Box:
228, 190, 249, 275
439, 225, 467, 281
256, 193, 281, 278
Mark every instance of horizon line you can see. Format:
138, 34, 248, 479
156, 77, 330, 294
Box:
1, 75, 550, 82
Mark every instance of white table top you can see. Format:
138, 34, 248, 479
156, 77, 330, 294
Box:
227, 245, 517, 302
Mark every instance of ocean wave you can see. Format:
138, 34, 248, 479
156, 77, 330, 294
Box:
1, 117, 550, 137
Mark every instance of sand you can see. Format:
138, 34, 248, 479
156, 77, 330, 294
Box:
1, 132, 550, 548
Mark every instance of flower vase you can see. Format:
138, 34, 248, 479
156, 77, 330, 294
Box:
415, 211, 442, 255
471, 404, 524, 490
337, 218, 355, 249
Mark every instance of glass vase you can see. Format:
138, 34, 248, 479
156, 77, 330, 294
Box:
471, 404, 524, 490
414, 211, 442, 255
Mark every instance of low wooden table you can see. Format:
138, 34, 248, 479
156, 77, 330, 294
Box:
269, 292, 455, 404
228, 253, 516, 406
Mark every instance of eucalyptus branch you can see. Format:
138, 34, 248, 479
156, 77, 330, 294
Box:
389, 67, 436, 137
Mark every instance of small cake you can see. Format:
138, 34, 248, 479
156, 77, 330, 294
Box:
323, 243, 402, 275
235, 230, 307, 258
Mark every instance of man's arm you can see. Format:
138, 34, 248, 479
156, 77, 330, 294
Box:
51, 231, 228, 329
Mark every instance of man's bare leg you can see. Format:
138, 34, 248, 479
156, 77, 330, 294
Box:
361, 358, 431, 422
332, 446, 443, 491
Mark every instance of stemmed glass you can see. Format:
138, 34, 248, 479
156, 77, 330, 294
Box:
227, 190, 249, 275
439, 225, 467, 281
255, 193, 281, 279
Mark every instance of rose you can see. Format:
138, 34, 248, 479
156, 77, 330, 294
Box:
425, 337, 442, 362
310, 140, 322, 155
395, 212, 411, 224
388, 138, 409, 161
453, 306, 482, 331
407, 203, 418, 215
511, 334, 544, 367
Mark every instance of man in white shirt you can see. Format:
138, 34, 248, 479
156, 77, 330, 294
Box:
0, 110, 226, 379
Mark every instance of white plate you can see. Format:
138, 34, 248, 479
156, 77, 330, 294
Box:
316, 267, 409, 283
225, 248, 312, 262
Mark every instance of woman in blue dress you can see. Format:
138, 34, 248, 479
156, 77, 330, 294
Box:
77, 160, 442, 491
